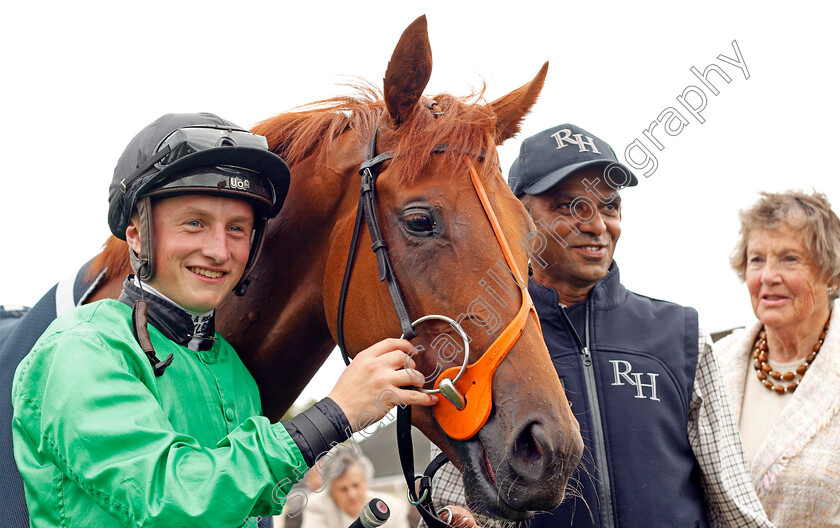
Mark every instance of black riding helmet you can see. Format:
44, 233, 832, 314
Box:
108, 113, 290, 295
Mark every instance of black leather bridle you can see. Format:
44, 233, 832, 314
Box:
334, 112, 462, 528
335, 125, 421, 357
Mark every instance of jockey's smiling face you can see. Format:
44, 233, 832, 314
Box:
126, 194, 254, 313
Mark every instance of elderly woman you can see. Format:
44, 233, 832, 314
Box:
300, 450, 409, 528
716, 190, 840, 527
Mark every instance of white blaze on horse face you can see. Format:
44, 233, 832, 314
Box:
144, 194, 254, 313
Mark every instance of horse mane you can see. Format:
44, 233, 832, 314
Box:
88, 235, 131, 283
253, 81, 500, 183
86, 83, 500, 283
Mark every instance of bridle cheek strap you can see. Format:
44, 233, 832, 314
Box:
432, 158, 542, 441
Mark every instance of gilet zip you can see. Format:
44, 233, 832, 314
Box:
559, 302, 615, 528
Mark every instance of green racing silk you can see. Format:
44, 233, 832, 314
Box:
12, 299, 306, 527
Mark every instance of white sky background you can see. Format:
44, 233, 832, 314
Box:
2, 1, 838, 405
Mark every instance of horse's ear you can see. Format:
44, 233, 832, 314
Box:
384, 15, 432, 126
488, 62, 549, 144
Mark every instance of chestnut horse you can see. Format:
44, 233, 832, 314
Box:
5, 16, 582, 524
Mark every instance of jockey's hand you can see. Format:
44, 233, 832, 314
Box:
328, 338, 437, 430
439, 506, 479, 527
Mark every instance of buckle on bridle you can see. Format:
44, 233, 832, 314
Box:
408, 474, 432, 505
421, 98, 444, 116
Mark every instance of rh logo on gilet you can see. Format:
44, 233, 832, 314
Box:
609, 360, 660, 401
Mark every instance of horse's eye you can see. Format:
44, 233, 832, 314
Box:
403, 211, 435, 235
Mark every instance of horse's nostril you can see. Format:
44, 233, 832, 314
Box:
510, 421, 549, 475
523, 424, 541, 461
497, 417, 573, 512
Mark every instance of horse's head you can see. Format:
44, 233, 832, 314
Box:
301, 16, 582, 521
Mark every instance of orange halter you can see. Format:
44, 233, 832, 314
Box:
430, 158, 542, 440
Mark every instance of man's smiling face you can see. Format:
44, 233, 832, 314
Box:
127, 194, 254, 313
525, 167, 622, 300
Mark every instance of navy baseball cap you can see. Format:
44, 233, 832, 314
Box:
508, 123, 638, 197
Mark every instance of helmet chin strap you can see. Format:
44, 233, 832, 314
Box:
233, 216, 267, 297
129, 276, 175, 377
130, 197, 155, 281
125, 196, 173, 376
130, 297, 174, 377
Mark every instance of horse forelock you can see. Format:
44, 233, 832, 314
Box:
390, 90, 500, 183
251, 83, 500, 184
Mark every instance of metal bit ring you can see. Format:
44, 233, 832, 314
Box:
400, 314, 470, 397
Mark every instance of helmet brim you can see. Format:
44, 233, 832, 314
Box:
147, 146, 290, 218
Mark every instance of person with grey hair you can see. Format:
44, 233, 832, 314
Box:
300, 448, 409, 528
716, 189, 840, 527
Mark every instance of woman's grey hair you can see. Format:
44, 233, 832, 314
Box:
319, 447, 375, 488
730, 189, 840, 300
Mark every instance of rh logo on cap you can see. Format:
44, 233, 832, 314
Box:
551, 129, 601, 154
228, 176, 251, 191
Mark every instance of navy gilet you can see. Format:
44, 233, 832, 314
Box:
529, 264, 709, 528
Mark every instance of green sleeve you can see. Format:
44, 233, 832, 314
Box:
14, 331, 307, 527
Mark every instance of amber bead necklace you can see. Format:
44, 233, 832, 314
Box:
752, 314, 831, 393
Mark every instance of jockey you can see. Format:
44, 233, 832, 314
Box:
11, 113, 437, 528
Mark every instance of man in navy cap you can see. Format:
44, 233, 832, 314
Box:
428, 124, 772, 527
